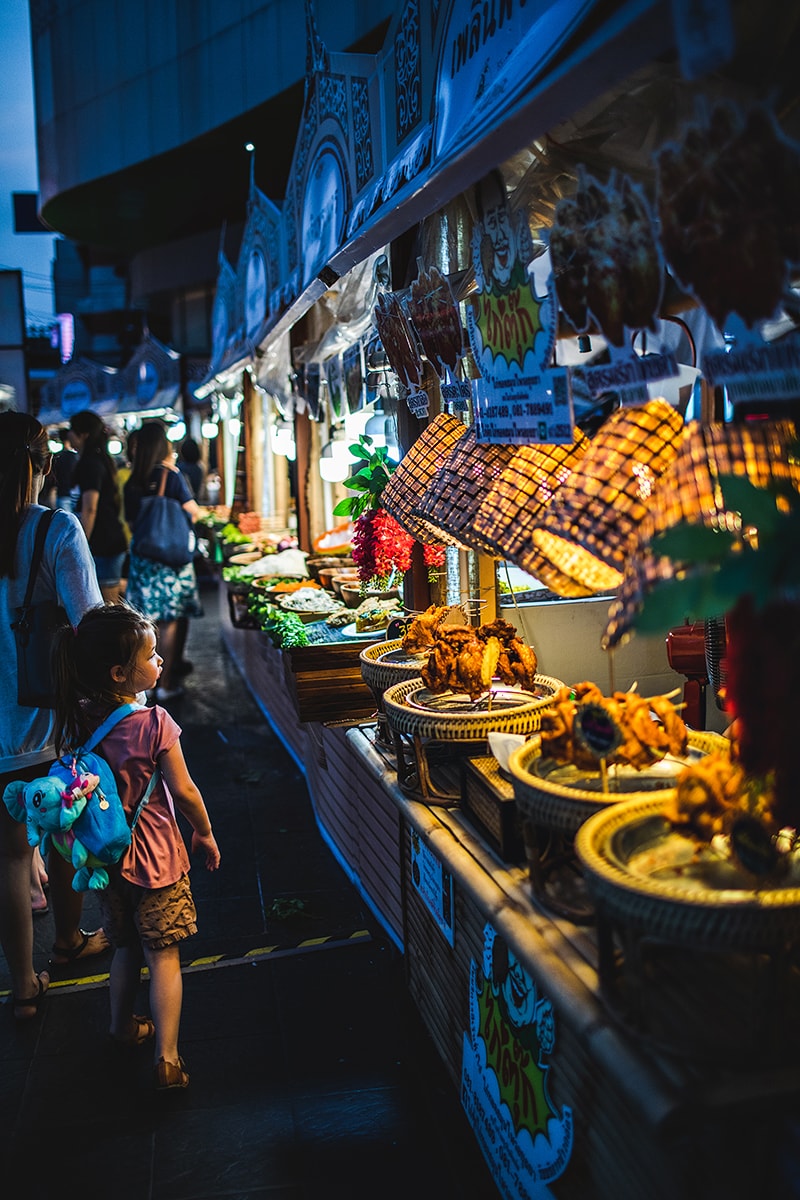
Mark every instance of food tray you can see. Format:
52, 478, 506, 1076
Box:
359, 640, 427, 695
576, 794, 800, 948
575, 793, 800, 1065
509, 729, 729, 837
382, 674, 563, 743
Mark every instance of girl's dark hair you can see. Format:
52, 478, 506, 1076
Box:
130, 422, 169, 488
52, 603, 156, 753
0, 412, 51, 579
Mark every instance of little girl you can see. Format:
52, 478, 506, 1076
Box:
53, 603, 220, 1089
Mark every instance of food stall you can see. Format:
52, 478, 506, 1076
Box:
207, 0, 800, 1195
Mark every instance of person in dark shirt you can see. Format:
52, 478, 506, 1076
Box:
49, 428, 79, 511
69, 410, 129, 603
176, 438, 206, 502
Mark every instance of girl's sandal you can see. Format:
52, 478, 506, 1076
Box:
12, 972, 49, 1022
112, 1015, 155, 1047
155, 1056, 190, 1090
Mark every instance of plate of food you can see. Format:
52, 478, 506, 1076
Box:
341, 623, 387, 640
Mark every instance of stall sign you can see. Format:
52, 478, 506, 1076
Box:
582, 352, 679, 406
410, 830, 454, 946
461, 923, 573, 1198
441, 380, 471, 412
473, 369, 571, 444
434, 0, 596, 161
61, 378, 94, 417
467, 170, 566, 443
703, 330, 800, 406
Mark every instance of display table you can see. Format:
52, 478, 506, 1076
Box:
222, 586, 800, 1199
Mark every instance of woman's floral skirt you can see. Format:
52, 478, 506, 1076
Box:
125, 552, 204, 622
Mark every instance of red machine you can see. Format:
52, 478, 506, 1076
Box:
665, 617, 728, 729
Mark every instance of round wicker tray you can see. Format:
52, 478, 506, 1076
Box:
509, 729, 729, 837
382, 675, 563, 743
575, 794, 800, 949
359, 640, 426, 695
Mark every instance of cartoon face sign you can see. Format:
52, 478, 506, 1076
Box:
478, 171, 518, 290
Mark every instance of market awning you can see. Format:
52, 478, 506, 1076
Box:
37, 355, 120, 425
200, 0, 673, 391
116, 332, 182, 415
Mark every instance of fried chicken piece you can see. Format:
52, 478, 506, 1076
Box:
539, 683, 689, 771
480, 637, 501, 690
665, 754, 752, 839
401, 605, 450, 653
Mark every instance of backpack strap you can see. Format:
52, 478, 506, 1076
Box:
19, 509, 57, 615
81, 702, 143, 753
130, 766, 160, 831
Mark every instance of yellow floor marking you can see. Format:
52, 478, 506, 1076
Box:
0, 931, 374, 1000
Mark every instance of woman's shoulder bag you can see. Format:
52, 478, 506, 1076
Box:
131, 467, 195, 568
11, 508, 69, 708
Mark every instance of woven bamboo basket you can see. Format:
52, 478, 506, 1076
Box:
411, 427, 517, 555
509, 729, 730, 837
380, 412, 467, 544
576, 792, 800, 1065
382, 674, 564, 743
576, 792, 800, 947
359, 639, 426, 707
527, 399, 686, 595
603, 417, 800, 648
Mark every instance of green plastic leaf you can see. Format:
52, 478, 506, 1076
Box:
332, 498, 355, 517
350, 444, 371, 460
634, 570, 730, 633
652, 523, 736, 565
717, 475, 784, 535
345, 472, 373, 491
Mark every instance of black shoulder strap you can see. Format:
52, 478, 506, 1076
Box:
21, 509, 56, 609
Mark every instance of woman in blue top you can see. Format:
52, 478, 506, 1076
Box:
124, 423, 203, 701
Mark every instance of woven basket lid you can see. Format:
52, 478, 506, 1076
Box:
472, 429, 592, 592
381, 412, 467, 545
411, 426, 517, 554
528, 399, 686, 594
602, 417, 800, 648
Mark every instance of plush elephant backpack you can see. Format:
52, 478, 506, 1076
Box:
3, 702, 159, 891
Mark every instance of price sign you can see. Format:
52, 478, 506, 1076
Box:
573, 702, 623, 761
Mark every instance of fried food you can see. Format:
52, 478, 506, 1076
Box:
665, 752, 776, 840
538, 682, 688, 771
401, 605, 452, 653
550, 170, 662, 346
418, 618, 538, 700
656, 103, 800, 329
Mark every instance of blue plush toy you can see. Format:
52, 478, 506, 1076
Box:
3, 771, 123, 890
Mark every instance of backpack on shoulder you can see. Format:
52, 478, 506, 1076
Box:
2, 703, 159, 891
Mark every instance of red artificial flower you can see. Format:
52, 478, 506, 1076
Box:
352, 508, 414, 585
